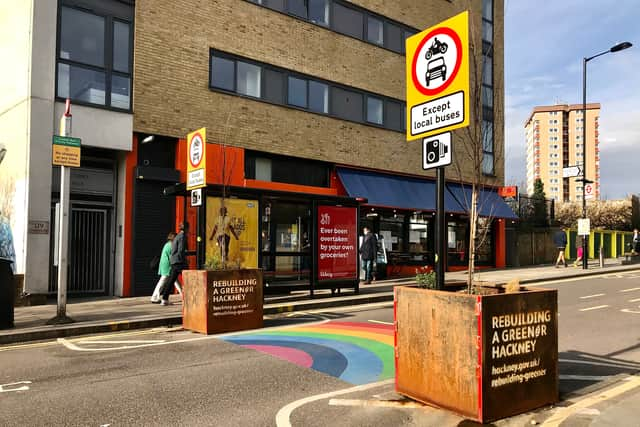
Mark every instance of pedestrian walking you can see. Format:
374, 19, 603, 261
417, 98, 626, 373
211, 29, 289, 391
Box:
160, 222, 189, 306
573, 234, 584, 267
150, 232, 182, 303
553, 228, 567, 268
360, 226, 377, 284
633, 228, 640, 254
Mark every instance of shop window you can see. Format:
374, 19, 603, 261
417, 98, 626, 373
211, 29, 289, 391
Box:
447, 221, 468, 266
333, 3, 363, 39
408, 215, 431, 261
475, 218, 494, 265
56, 2, 132, 110
379, 213, 404, 252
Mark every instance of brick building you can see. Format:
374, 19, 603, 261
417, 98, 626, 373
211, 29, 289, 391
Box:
0, 0, 513, 297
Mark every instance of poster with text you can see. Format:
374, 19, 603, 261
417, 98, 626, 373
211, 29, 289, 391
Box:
317, 205, 358, 281
206, 197, 258, 269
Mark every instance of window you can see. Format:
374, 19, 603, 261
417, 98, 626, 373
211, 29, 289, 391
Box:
385, 22, 403, 53
308, 81, 328, 113
237, 61, 261, 97
263, 69, 285, 104
211, 56, 235, 91
57, 2, 133, 110
482, 20, 493, 43
309, 0, 329, 25
482, 120, 494, 175
367, 96, 383, 124
332, 87, 363, 122
288, 0, 307, 18
245, 151, 330, 187
333, 3, 363, 39
367, 16, 384, 45
288, 76, 308, 108
482, 59, 492, 86
210, 50, 405, 131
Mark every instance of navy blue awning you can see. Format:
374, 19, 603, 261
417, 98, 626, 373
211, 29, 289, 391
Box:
446, 183, 518, 219
336, 167, 517, 219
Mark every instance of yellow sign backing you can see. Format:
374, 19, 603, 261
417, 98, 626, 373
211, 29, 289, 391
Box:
187, 127, 207, 190
406, 11, 470, 141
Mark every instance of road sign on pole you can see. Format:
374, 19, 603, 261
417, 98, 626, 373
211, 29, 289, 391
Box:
187, 128, 207, 190
422, 132, 452, 170
578, 218, 590, 236
190, 188, 202, 207
584, 183, 595, 200
562, 165, 582, 178
405, 11, 469, 141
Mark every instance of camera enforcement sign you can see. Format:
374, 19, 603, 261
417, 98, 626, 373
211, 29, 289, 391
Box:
187, 127, 206, 190
406, 11, 469, 141
423, 132, 452, 170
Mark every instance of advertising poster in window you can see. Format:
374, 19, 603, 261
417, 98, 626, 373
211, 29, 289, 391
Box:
317, 206, 358, 281
206, 197, 258, 269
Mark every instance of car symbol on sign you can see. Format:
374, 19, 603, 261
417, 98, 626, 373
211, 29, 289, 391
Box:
426, 57, 447, 86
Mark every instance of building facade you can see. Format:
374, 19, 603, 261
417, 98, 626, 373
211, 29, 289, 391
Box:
0, 0, 512, 298
525, 104, 601, 202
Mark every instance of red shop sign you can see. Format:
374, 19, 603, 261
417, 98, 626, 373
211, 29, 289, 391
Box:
317, 206, 358, 281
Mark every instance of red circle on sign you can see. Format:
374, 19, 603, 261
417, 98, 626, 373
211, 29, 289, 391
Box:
411, 27, 463, 96
189, 133, 203, 168
586, 184, 592, 194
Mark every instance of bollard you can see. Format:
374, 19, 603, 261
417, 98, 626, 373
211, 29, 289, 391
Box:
599, 246, 604, 268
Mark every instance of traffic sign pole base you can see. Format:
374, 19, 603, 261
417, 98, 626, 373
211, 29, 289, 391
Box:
46, 315, 75, 325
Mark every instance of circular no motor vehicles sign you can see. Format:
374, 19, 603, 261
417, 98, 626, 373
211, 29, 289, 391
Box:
189, 133, 204, 168
411, 27, 463, 96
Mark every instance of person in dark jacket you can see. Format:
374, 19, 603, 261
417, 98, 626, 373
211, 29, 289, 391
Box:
161, 222, 189, 305
360, 227, 377, 284
553, 228, 567, 268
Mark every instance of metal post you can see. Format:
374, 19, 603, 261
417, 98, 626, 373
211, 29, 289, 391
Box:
48, 100, 74, 324
581, 58, 588, 270
435, 167, 446, 290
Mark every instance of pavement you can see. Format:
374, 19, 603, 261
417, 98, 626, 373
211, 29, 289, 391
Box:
1, 257, 639, 345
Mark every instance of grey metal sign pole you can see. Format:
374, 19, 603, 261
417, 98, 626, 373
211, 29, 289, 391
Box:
435, 167, 446, 290
48, 101, 74, 325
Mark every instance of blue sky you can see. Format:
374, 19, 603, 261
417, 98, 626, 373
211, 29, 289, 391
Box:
504, 0, 640, 199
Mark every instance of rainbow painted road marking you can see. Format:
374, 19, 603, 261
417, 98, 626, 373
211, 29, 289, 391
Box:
223, 321, 394, 385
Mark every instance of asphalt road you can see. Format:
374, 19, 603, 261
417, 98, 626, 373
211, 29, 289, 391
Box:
0, 272, 639, 427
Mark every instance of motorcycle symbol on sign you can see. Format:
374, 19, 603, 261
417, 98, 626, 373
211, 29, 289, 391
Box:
425, 37, 448, 59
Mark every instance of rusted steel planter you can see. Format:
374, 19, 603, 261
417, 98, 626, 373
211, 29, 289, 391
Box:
394, 286, 558, 423
182, 269, 263, 334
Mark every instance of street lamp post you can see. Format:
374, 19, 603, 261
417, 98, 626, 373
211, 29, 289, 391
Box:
581, 41, 632, 269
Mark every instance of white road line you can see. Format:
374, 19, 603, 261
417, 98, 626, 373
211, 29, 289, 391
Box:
621, 309, 640, 314
620, 287, 640, 293
629, 298, 640, 302
0, 381, 32, 393
542, 376, 640, 426
368, 320, 393, 325
579, 293, 605, 299
579, 305, 609, 312
328, 398, 425, 409
76, 340, 166, 345
275, 379, 394, 427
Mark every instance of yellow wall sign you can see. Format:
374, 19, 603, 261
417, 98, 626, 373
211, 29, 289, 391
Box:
187, 127, 207, 190
52, 135, 81, 167
406, 11, 470, 141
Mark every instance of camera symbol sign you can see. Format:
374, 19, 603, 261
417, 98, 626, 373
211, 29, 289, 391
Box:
423, 132, 452, 170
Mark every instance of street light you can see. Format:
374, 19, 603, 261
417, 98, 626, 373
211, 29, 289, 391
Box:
581, 41, 632, 269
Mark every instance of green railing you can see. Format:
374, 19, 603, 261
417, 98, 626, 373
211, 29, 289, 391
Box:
564, 229, 634, 259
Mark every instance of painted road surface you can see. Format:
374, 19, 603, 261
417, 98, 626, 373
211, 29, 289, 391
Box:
223, 321, 395, 385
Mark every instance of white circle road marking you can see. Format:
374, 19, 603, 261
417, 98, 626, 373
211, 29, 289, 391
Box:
275, 379, 394, 427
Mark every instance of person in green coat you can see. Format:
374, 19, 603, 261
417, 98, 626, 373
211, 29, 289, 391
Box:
151, 232, 182, 303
